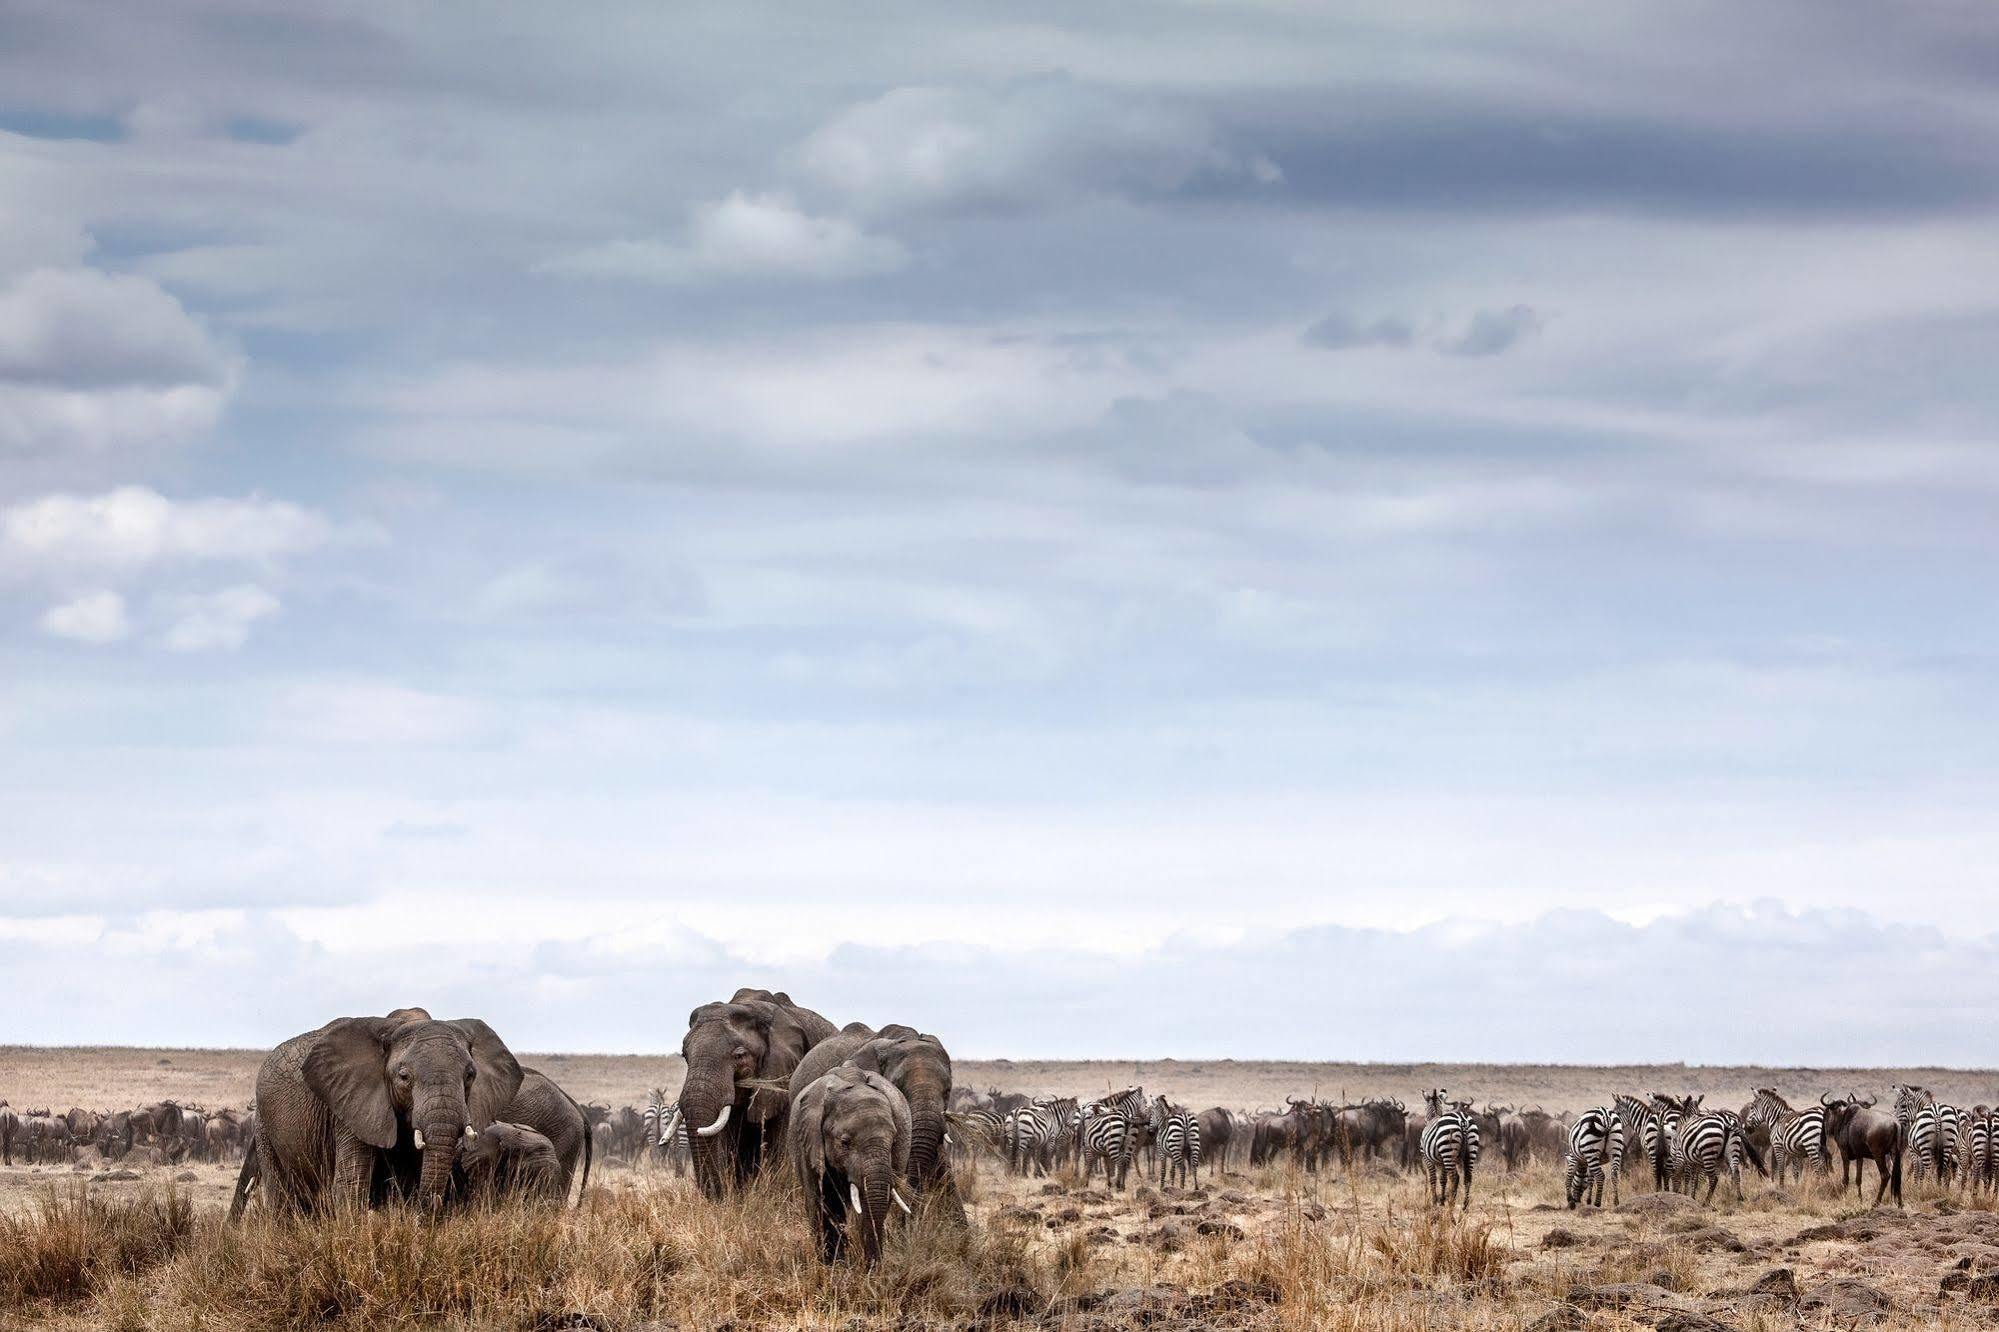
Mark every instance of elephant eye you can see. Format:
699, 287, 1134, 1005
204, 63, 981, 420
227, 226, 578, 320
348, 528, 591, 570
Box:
395, 1066, 411, 1083
732, 1045, 748, 1057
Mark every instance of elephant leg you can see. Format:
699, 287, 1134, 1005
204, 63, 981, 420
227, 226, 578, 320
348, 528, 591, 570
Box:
332, 1133, 377, 1211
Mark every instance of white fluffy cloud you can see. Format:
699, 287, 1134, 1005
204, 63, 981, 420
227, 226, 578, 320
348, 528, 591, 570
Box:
549, 192, 906, 283
160, 583, 279, 651
798, 77, 1278, 216
1, 487, 332, 572
0, 267, 236, 451
39, 589, 130, 643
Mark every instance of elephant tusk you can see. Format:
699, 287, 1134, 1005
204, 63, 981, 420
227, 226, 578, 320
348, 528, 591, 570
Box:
893, 1188, 913, 1215
413, 1128, 426, 1150
695, 1104, 732, 1137
944, 1133, 953, 1146
850, 1183, 863, 1215
464, 1124, 478, 1141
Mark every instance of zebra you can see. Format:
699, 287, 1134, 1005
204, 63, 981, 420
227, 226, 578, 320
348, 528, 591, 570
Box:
1670, 1103, 1765, 1204
1960, 1105, 1999, 1195
1078, 1088, 1147, 1191
1418, 1089, 1480, 1210
1743, 1088, 1825, 1187
1038, 1097, 1081, 1174
957, 1106, 1007, 1166
1003, 1104, 1053, 1176
1564, 1106, 1623, 1208
1612, 1094, 1670, 1190
642, 1088, 690, 1176
1894, 1085, 1962, 1185
1155, 1097, 1202, 1189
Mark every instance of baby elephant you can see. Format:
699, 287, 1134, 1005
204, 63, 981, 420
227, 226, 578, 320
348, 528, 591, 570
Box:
789, 1065, 913, 1265
453, 1121, 564, 1206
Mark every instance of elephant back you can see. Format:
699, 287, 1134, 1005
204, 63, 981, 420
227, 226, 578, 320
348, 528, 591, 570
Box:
789, 1027, 876, 1099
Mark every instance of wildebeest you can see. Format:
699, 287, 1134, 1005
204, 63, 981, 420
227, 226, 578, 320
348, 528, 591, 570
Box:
1822, 1092, 1903, 1208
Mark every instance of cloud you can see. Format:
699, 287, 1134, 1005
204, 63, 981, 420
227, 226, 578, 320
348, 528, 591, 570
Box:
1439, 304, 1545, 357
0, 267, 236, 452
798, 76, 1276, 216
1301, 306, 1544, 356
547, 192, 906, 283
1, 487, 333, 572
39, 588, 129, 643
1300, 313, 1417, 351
159, 583, 279, 651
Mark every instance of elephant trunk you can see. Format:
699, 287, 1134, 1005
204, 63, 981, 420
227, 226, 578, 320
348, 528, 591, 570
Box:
907, 1098, 947, 1189
860, 1164, 893, 1266
679, 1072, 735, 1200
417, 1118, 463, 1201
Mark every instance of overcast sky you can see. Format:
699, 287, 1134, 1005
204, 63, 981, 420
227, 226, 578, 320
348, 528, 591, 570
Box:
3, 1, 1997, 1062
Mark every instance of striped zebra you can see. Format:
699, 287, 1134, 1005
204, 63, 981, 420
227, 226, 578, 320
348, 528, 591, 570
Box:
1038, 1097, 1081, 1175
1079, 1088, 1147, 1191
1960, 1105, 1999, 1196
1004, 1103, 1054, 1176
1893, 1085, 1962, 1186
1564, 1106, 1623, 1208
644, 1088, 690, 1176
1154, 1097, 1202, 1189
1418, 1089, 1480, 1210
957, 1107, 1007, 1166
1670, 1102, 1764, 1203
1612, 1094, 1670, 1190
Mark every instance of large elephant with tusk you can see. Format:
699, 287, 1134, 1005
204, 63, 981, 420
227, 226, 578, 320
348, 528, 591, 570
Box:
678, 988, 838, 1199
230, 1006, 522, 1218
790, 1064, 913, 1266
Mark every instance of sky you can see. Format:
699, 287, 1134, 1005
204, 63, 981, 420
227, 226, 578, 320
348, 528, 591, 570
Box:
2, 1, 1997, 1063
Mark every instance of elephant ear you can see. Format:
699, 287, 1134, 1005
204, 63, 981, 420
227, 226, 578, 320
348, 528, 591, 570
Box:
743, 1001, 812, 1083
447, 1019, 524, 1129
790, 1077, 829, 1179
302, 1017, 398, 1150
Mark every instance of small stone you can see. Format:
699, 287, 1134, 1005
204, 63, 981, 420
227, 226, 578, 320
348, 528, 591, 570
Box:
1540, 1227, 1581, 1249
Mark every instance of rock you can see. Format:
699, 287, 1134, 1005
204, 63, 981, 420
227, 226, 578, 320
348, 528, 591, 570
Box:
1941, 1271, 1970, 1294
1748, 1268, 1798, 1301
1963, 1270, 1999, 1300
1798, 1278, 1900, 1322
1194, 1219, 1245, 1241
101, 1169, 140, 1181
1679, 1225, 1747, 1253
994, 1204, 1040, 1225
1540, 1227, 1582, 1249
1298, 1201, 1326, 1222
1052, 1206, 1082, 1223
1652, 1315, 1737, 1332
975, 1280, 1044, 1321
1568, 1282, 1687, 1312
1148, 1221, 1189, 1252
1526, 1307, 1586, 1332
1647, 1268, 1685, 1292
175, 1171, 198, 1182
1038, 1181, 1065, 1196
1219, 1189, 1249, 1205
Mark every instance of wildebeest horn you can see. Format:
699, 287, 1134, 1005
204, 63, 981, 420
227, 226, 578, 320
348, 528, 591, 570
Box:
1820, 1092, 1835, 1106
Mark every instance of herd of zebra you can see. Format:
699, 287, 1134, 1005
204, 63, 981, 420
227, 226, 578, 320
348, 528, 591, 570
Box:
1564, 1084, 1994, 1211
954, 1087, 1210, 1189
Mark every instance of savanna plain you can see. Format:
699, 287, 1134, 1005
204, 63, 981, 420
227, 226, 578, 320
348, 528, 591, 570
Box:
4, 1047, 1998, 1331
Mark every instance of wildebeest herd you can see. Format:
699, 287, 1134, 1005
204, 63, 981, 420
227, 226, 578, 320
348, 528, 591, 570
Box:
0, 1098, 251, 1167
6, 988, 1988, 1271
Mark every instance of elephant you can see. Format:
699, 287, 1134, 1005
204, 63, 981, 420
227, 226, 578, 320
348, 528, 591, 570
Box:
0, 1102, 15, 1165
229, 1006, 522, 1219
499, 1068, 592, 1204
790, 1022, 959, 1220
453, 1121, 565, 1205
679, 987, 838, 1199
790, 1065, 912, 1266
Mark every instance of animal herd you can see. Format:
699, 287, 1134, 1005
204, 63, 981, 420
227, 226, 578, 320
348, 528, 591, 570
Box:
6, 993, 1987, 1269
0, 1099, 251, 1167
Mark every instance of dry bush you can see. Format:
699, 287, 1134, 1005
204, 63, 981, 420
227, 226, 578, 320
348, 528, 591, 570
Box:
0, 1185, 198, 1311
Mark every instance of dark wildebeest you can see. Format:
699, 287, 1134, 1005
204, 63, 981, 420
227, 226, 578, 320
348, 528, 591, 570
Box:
1250, 1108, 1297, 1165
1823, 1092, 1903, 1208
1488, 1105, 1528, 1171
1196, 1107, 1234, 1171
